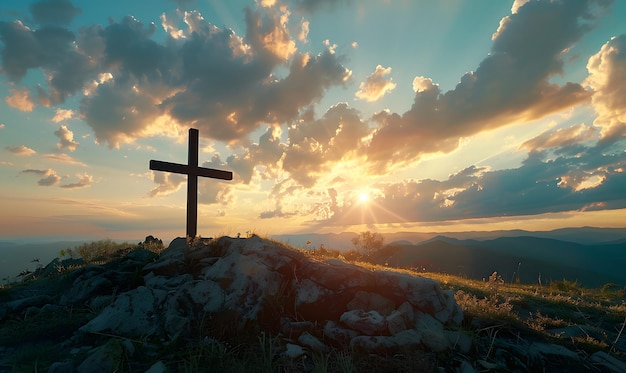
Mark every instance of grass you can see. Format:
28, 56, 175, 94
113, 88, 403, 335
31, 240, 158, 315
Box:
1, 236, 625, 371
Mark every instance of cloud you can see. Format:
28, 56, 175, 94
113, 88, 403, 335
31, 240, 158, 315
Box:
245, 5, 296, 62
54, 125, 79, 152
283, 103, 369, 187
365, 0, 607, 173
72, 8, 349, 147
259, 179, 302, 219
298, 19, 310, 43
585, 34, 626, 146
43, 153, 87, 166
1, 4, 351, 148
0, 20, 75, 82
223, 126, 285, 185
520, 123, 598, 151
148, 171, 185, 197
0, 19, 96, 106
355, 65, 396, 102
29, 0, 81, 26
21, 168, 62, 186
60, 172, 93, 189
198, 155, 233, 205
5, 88, 35, 112
52, 108, 74, 123
6, 145, 36, 156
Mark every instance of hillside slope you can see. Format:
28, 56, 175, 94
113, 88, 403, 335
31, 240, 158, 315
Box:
374, 237, 626, 287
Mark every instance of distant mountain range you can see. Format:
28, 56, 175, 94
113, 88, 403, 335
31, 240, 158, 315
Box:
274, 227, 626, 288
273, 226, 626, 249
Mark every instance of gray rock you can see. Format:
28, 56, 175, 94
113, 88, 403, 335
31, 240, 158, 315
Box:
346, 291, 395, 316
280, 319, 314, 338
298, 331, 329, 353
590, 351, 626, 373
374, 270, 451, 321
323, 320, 358, 345
391, 329, 422, 347
285, 343, 306, 359
80, 286, 165, 338
527, 342, 579, 363
350, 335, 398, 351
144, 361, 168, 373
143, 238, 187, 276
48, 360, 75, 373
415, 312, 450, 352
60, 270, 113, 305
0, 294, 53, 319
386, 301, 418, 335
180, 279, 225, 313
144, 272, 193, 290
77, 339, 123, 373
340, 309, 387, 336
457, 359, 475, 373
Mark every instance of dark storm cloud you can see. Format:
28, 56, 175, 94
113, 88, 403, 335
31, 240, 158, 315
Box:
30, 0, 81, 26
365, 0, 609, 173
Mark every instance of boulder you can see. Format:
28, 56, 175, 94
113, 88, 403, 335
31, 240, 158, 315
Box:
80, 286, 166, 338
298, 332, 329, 353
386, 301, 414, 335
590, 351, 626, 373
350, 335, 398, 351
346, 291, 395, 316
323, 320, 359, 346
77, 339, 123, 373
0, 294, 53, 319
340, 309, 387, 336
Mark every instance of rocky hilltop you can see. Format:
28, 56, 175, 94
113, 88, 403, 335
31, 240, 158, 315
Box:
1, 235, 625, 372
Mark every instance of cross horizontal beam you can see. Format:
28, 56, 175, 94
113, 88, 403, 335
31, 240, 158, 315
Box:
149, 160, 233, 180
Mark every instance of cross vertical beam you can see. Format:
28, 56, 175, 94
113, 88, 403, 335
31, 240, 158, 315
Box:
187, 128, 199, 240
150, 128, 233, 238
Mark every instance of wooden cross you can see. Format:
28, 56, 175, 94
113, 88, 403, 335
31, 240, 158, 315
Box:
150, 128, 233, 238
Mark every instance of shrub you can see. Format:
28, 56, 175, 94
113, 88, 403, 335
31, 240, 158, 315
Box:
72, 239, 135, 263
549, 279, 582, 294
351, 231, 384, 256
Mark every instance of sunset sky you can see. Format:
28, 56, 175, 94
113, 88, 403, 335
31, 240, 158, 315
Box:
1, 0, 625, 241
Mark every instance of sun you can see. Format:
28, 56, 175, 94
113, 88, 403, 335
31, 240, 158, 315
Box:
358, 192, 370, 203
